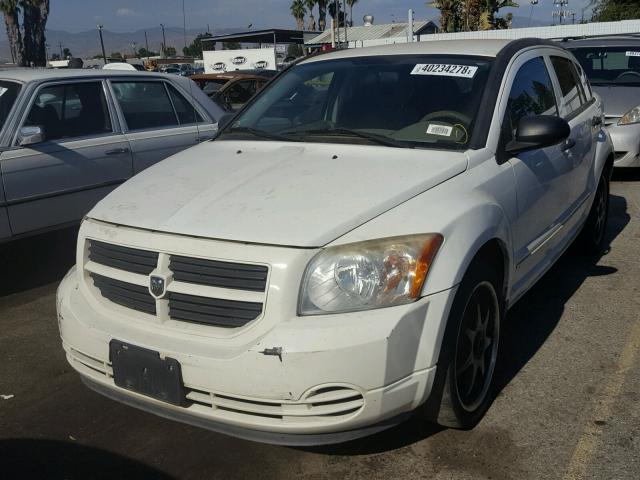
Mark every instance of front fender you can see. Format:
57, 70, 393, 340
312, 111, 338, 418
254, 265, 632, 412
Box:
330, 159, 516, 300
594, 126, 614, 181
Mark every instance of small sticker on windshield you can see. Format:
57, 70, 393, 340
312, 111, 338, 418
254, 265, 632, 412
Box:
626, 51, 640, 57
411, 64, 478, 78
426, 124, 453, 136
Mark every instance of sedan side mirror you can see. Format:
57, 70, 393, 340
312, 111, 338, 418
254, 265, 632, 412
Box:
505, 115, 570, 155
19, 125, 45, 146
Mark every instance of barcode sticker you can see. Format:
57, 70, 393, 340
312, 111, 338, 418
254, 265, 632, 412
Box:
626, 51, 640, 57
411, 64, 478, 78
426, 124, 453, 136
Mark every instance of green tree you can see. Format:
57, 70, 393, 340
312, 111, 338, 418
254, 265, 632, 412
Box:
428, 0, 518, 32
346, 0, 358, 26
137, 47, 157, 58
593, 0, 640, 21
62, 47, 71, 58
165, 46, 176, 57
291, 0, 305, 30
182, 32, 213, 58
428, 0, 464, 32
223, 41, 241, 50
305, 0, 316, 30
22, 0, 49, 66
318, 0, 327, 30
50, 52, 59, 60
110, 51, 123, 60
0, 0, 23, 64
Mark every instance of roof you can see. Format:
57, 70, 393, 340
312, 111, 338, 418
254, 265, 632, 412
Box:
201, 29, 320, 45
560, 35, 640, 48
191, 73, 265, 81
305, 21, 438, 45
301, 39, 517, 64
0, 68, 174, 83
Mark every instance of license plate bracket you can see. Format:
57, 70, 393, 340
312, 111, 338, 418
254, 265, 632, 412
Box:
110, 340, 185, 406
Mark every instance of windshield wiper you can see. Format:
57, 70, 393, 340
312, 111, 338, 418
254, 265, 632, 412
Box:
283, 127, 412, 148
223, 126, 298, 142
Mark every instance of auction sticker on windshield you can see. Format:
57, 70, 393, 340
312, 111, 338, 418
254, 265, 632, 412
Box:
426, 124, 453, 136
626, 51, 640, 57
411, 64, 478, 78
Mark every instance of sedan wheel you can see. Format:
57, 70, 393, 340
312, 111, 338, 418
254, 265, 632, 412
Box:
454, 281, 500, 413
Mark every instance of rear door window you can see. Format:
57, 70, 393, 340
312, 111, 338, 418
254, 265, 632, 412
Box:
550, 56, 588, 117
112, 81, 178, 130
167, 84, 203, 125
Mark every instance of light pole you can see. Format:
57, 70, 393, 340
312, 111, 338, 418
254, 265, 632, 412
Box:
97, 25, 107, 64
144, 30, 150, 61
160, 23, 167, 58
58, 41, 63, 58
528, 0, 538, 27
131, 42, 137, 59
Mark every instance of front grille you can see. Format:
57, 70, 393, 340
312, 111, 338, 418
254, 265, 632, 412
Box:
85, 237, 269, 329
168, 292, 262, 328
170, 255, 268, 292
89, 240, 158, 275
91, 273, 156, 315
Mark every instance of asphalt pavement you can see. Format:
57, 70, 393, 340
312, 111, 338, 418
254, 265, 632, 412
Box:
1, 174, 639, 480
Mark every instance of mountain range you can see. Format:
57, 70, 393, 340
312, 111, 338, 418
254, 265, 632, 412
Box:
0, 16, 556, 62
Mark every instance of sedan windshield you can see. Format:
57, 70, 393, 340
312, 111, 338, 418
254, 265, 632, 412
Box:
220, 55, 493, 150
0, 80, 21, 131
570, 46, 640, 85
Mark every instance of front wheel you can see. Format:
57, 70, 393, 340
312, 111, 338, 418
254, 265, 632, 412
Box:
430, 260, 503, 429
579, 169, 610, 256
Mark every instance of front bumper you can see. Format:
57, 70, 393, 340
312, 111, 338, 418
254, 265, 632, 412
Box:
58, 265, 455, 444
606, 121, 640, 167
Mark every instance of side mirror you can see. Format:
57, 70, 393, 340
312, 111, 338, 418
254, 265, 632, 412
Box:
505, 115, 570, 155
217, 113, 234, 131
19, 125, 45, 146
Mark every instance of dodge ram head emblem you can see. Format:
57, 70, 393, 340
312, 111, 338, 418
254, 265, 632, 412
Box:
149, 276, 166, 299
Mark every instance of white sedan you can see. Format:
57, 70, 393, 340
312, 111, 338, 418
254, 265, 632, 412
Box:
57, 39, 613, 445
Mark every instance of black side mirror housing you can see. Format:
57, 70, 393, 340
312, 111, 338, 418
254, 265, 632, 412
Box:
505, 115, 571, 155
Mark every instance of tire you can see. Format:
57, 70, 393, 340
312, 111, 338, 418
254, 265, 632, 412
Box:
578, 168, 610, 256
429, 258, 503, 429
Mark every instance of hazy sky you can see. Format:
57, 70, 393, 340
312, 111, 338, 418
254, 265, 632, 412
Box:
47, 0, 597, 33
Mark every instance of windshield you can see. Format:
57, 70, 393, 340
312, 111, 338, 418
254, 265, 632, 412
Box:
0, 80, 21, 131
220, 55, 493, 150
570, 46, 640, 85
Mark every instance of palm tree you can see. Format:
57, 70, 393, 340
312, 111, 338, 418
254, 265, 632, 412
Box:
22, 0, 49, 66
318, 0, 327, 30
346, 0, 358, 26
305, 0, 317, 30
428, 0, 465, 32
0, 0, 23, 65
291, 0, 306, 31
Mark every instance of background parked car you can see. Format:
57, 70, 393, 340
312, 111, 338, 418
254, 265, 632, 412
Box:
191, 71, 274, 111
565, 36, 640, 167
0, 69, 224, 242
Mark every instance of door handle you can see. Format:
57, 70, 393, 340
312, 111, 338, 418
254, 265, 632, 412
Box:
105, 147, 130, 155
592, 116, 603, 127
561, 138, 576, 152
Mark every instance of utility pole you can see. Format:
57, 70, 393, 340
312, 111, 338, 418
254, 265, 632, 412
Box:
160, 23, 167, 58
97, 25, 107, 64
144, 30, 150, 61
131, 42, 137, 59
58, 42, 63, 58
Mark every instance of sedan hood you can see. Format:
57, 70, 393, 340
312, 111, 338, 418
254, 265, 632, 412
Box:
89, 141, 468, 247
592, 84, 640, 117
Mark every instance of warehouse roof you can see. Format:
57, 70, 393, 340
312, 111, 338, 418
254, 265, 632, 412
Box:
305, 20, 438, 45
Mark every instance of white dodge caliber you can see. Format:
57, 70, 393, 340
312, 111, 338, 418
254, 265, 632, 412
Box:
57, 39, 613, 445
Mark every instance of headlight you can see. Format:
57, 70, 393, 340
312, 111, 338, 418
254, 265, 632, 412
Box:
619, 105, 640, 125
299, 234, 443, 315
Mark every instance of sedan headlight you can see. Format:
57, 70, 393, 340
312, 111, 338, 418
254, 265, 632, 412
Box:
619, 105, 640, 125
299, 234, 443, 315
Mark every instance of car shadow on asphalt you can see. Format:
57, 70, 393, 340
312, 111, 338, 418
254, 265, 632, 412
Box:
0, 439, 174, 480
0, 226, 78, 297
303, 193, 630, 456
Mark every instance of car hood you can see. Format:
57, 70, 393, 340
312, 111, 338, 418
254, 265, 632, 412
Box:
592, 84, 640, 117
89, 140, 468, 247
